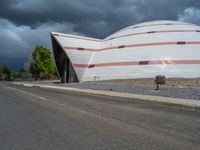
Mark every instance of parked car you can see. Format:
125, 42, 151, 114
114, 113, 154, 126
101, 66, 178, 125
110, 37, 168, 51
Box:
5, 76, 15, 81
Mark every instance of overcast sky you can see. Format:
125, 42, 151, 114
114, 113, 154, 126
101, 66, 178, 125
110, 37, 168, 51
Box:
0, 0, 200, 70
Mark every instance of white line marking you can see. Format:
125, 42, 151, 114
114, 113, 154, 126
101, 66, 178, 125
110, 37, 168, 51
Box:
6, 86, 47, 100
6, 85, 69, 107
38, 96, 46, 100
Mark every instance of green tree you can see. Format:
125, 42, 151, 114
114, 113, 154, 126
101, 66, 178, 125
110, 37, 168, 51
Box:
2, 65, 11, 76
0, 66, 3, 74
29, 45, 57, 80
0, 65, 13, 80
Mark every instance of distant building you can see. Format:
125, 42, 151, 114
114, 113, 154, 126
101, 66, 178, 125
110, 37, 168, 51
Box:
51, 20, 200, 83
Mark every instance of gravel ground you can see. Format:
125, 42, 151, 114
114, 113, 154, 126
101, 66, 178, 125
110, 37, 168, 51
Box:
98, 78, 200, 88
61, 78, 200, 100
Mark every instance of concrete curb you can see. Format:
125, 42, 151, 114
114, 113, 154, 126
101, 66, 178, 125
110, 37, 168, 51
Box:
12, 82, 200, 110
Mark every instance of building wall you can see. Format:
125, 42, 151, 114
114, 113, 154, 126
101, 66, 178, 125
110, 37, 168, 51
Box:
51, 20, 200, 82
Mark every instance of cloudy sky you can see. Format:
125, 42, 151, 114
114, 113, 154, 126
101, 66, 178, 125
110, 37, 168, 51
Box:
0, 0, 200, 70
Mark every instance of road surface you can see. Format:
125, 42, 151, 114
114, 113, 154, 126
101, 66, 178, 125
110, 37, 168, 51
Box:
0, 82, 200, 150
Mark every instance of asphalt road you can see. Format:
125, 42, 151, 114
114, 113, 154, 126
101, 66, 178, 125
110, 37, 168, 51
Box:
0, 82, 200, 150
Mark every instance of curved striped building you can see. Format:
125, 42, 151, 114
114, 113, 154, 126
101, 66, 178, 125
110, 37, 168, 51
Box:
51, 20, 200, 83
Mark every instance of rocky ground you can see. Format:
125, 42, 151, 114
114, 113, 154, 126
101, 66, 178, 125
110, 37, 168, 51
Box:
63, 78, 200, 100
97, 78, 200, 88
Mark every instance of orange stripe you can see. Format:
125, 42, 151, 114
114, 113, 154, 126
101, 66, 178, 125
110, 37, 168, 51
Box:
73, 64, 89, 68
56, 29, 199, 43
149, 60, 200, 65
114, 23, 190, 33
64, 41, 200, 52
95, 61, 139, 67
73, 60, 200, 68
54, 34, 102, 42
106, 30, 197, 41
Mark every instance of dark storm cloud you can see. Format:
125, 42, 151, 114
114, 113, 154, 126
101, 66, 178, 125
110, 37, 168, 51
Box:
1, 0, 200, 37
0, 0, 200, 70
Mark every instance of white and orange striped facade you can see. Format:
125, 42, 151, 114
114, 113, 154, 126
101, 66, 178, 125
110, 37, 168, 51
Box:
51, 20, 200, 83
